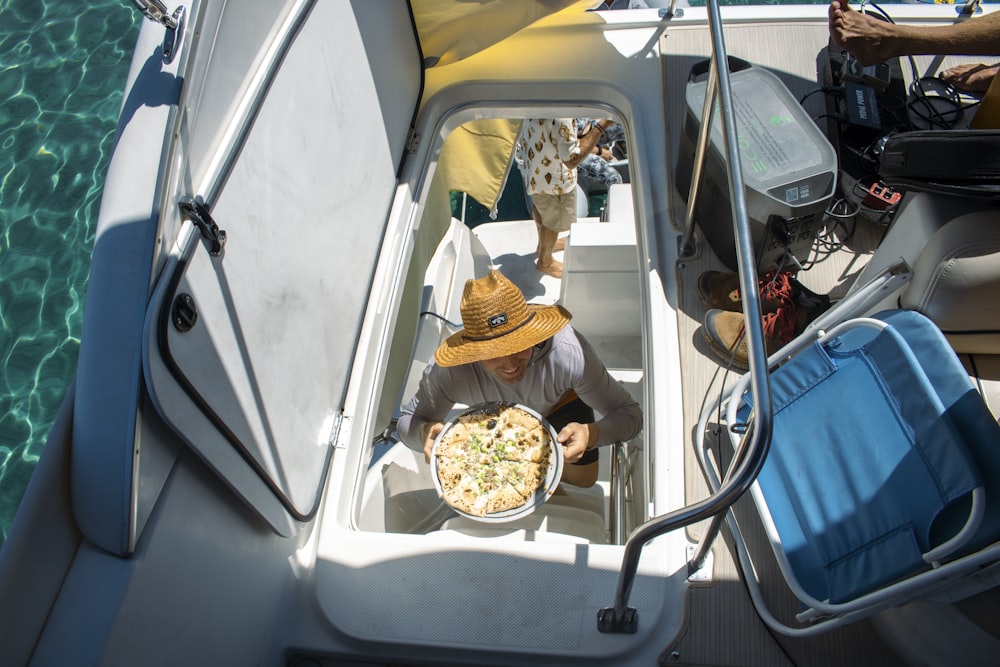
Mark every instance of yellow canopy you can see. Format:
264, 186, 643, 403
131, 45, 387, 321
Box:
412, 1, 600, 218
439, 119, 522, 220
412, 0, 601, 67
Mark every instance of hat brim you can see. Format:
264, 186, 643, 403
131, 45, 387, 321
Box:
434, 305, 571, 367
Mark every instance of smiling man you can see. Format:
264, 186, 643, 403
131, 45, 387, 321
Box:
397, 270, 642, 488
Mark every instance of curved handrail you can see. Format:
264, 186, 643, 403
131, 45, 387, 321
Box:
598, 0, 775, 633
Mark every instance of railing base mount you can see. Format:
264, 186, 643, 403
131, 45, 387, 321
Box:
597, 607, 638, 633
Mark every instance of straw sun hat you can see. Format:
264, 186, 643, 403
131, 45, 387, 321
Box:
434, 270, 571, 367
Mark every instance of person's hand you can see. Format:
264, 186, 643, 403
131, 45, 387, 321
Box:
941, 63, 1000, 93
594, 146, 615, 162
557, 422, 598, 463
421, 422, 444, 463
828, 0, 894, 67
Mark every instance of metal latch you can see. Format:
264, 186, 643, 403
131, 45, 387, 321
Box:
130, 1, 187, 64
179, 196, 227, 257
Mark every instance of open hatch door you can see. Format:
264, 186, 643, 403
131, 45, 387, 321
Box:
143, 0, 422, 535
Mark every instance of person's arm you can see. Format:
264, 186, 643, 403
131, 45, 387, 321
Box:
566, 331, 643, 448
513, 120, 529, 170
396, 364, 455, 458
830, 1, 1000, 66
563, 119, 616, 170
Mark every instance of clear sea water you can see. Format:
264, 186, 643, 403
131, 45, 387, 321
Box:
0, 0, 139, 550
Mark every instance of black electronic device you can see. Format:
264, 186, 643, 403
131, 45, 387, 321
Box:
843, 82, 882, 130
841, 56, 892, 92
824, 40, 908, 185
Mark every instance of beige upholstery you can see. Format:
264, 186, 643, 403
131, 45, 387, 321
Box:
901, 209, 1000, 354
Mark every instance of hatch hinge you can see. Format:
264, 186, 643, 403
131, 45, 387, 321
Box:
406, 128, 421, 153
131, 1, 187, 64
331, 413, 353, 450
179, 196, 227, 257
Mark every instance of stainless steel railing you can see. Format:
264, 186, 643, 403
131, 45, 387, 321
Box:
598, 0, 775, 633
609, 442, 635, 545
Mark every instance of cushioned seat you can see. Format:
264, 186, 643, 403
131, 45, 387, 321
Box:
726, 309, 1000, 633
898, 209, 1000, 355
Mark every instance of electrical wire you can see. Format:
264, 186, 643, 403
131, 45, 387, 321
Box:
800, 86, 843, 106
419, 311, 462, 329
907, 78, 980, 129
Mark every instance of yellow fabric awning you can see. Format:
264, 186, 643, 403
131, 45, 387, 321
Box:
412, 1, 602, 215
412, 0, 600, 67
439, 119, 522, 218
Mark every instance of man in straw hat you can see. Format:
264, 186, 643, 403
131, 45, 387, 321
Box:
398, 270, 642, 487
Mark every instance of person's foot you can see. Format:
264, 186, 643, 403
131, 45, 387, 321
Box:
828, 0, 895, 67
535, 237, 566, 255
536, 258, 563, 278
941, 63, 1000, 93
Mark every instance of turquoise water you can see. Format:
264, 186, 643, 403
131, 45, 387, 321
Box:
0, 0, 139, 549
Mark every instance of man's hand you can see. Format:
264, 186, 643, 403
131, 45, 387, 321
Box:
557, 422, 598, 463
421, 422, 444, 463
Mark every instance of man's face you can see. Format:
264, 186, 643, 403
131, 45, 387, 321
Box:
479, 347, 533, 383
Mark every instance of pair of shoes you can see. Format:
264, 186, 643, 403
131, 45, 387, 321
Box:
698, 270, 831, 316
698, 270, 783, 313
702, 270, 808, 370
703, 305, 807, 371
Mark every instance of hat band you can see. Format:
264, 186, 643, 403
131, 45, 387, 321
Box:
461, 311, 536, 342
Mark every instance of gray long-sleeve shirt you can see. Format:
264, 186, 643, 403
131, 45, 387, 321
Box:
397, 326, 642, 450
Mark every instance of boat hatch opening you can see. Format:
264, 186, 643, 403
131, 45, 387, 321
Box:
141, 0, 422, 537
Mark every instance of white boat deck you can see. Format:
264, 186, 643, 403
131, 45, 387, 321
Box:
9, 5, 1000, 667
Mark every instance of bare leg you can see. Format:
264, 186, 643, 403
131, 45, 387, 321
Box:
532, 205, 564, 254
941, 62, 1000, 93
536, 224, 563, 278
532, 205, 543, 256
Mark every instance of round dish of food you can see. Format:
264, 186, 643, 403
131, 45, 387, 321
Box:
431, 402, 564, 522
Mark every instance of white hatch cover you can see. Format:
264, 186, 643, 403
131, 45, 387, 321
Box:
144, 0, 421, 531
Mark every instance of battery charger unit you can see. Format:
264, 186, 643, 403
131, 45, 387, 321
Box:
676, 62, 838, 271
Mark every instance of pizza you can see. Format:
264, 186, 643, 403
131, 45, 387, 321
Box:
433, 404, 555, 517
